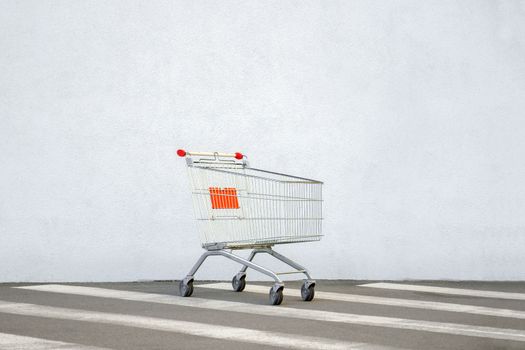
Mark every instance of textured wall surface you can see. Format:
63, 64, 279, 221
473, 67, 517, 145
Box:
1, 0, 525, 282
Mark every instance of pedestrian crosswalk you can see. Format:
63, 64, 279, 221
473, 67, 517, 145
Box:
0, 333, 110, 350
13, 284, 525, 342
201, 282, 525, 319
359, 282, 525, 301
1, 282, 524, 350
0, 301, 366, 350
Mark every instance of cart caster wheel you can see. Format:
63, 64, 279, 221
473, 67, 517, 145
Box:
232, 274, 246, 292
179, 278, 194, 297
269, 284, 284, 305
301, 281, 315, 302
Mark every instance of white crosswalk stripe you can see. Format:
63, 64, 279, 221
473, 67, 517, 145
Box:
0, 301, 393, 350
200, 282, 525, 319
0, 332, 110, 350
15, 284, 525, 342
359, 282, 525, 301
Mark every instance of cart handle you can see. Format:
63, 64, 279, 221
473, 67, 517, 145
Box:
177, 149, 244, 160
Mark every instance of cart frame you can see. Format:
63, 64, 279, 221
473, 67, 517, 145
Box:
177, 149, 322, 305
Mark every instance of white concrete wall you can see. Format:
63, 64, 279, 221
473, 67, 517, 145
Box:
1, 0, 525, 282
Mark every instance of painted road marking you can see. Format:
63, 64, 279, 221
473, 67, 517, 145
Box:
358, 283, 525, 301
0, 301, 393, 350
200, 282, 525, 319
14, 284, 525, 342
0, 332, 110, 350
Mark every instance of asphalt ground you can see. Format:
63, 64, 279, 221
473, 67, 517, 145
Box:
1, 280, 524, 349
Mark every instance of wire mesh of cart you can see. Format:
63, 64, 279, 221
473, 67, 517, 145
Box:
177, 149, 323, 305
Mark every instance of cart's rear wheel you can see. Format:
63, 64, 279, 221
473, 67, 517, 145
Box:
269, 284, 284, 305
301, 281, 315, 302
179, 279, 194, 297
232, 274, 246, 292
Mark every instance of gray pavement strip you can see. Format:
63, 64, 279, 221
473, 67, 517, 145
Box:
200, 282, 525, 319
13, 284, 525, 342
0, 300, 396, 350
0, 332, 111, 350
359, 283, 525, 300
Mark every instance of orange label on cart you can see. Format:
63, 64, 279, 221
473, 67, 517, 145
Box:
209, 187, 240, 209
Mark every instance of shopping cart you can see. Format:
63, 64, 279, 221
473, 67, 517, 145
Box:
177, 149, 323, 305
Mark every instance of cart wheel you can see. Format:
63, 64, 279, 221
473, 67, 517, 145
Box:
232, 274, 246, 292
269, 285, 284, 305
179, 279, 194, 297
301, 281, 315, 302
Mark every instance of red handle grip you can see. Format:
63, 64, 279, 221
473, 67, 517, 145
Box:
177, 149, 244, 159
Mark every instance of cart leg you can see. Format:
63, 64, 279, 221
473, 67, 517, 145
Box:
257, 248, 314, 280
181, 249, 284, 303
182, 250, 283, 286
180, 250, 215, 297
262, 248, 316, 302
235, 248, 314, 282
217, 250, 283, 284
238, 249, 259, 274
243, 247, 315, 305
232, 249, 259, 292
185, 251, 214, 278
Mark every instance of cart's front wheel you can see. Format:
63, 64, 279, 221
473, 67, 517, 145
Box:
179, 279, 194, 297
301, 281, 315, 302
269, 284, 284, 305
232, 274, 246, 292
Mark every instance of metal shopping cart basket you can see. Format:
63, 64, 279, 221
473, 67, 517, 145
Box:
177, 149, 323, 305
